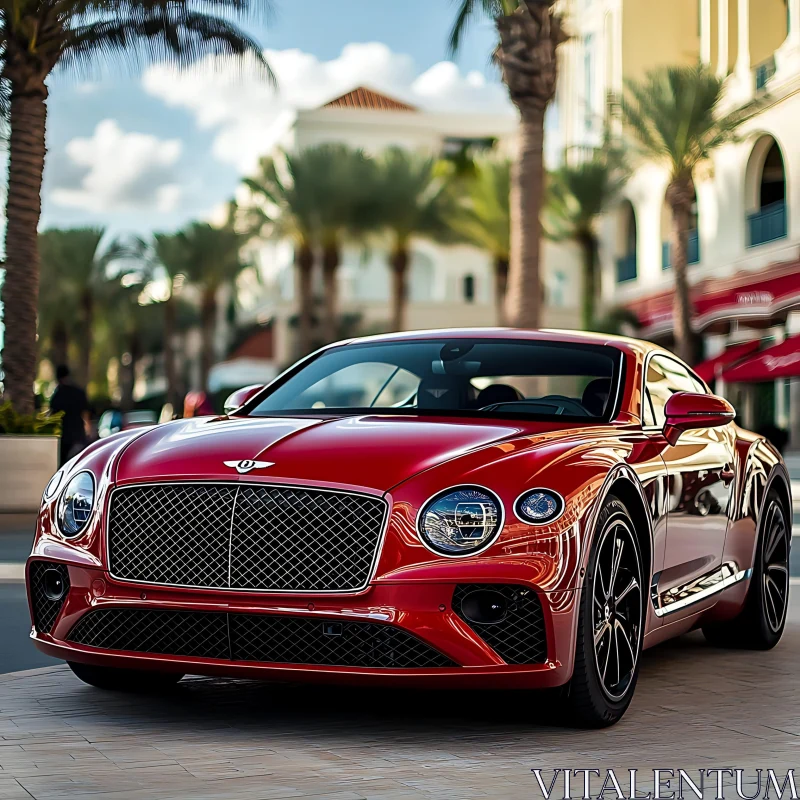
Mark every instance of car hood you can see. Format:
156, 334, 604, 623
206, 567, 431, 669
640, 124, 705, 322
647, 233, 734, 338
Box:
113, 414, 585, 494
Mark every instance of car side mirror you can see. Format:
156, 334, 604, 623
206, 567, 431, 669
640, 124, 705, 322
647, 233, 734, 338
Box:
223, 384, 265, 416
663, 392, 735, 446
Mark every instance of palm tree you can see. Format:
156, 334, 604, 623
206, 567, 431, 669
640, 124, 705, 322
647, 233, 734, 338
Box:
448, 157, 511, 325
178, 221, 250, 392
623, 65, 743, 363
128, 232, 191, 409
546, 148, 628, 331
373, 149, 456, 332
0, 1, 272, 415
310, 145, 374, 344
449, 0, 567, 330
38, 227, 124, 386
244, 154, 318, 359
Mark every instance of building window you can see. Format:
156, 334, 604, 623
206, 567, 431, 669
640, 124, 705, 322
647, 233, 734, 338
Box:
617, 201, 638, 283
463, 274, 475, 303
746, 136, 788, 247
584, 34, 595, 132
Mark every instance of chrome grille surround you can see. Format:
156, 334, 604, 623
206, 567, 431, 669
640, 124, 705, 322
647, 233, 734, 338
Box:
107, 482, 389, 593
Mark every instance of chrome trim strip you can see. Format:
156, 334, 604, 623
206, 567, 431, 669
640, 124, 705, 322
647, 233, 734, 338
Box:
652, 561, 752, 617
105, 480, 390, 596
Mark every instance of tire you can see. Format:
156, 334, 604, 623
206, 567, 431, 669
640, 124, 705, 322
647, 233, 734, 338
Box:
703, 489, 790, 650
68, 662, 184, 692
562, 497, 645, 727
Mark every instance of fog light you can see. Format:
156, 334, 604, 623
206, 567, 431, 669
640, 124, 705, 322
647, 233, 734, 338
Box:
460, 589, 508, 625
42, 568, 68, 602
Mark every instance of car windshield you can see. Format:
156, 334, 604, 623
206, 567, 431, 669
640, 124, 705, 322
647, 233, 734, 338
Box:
249, 339, 622, 422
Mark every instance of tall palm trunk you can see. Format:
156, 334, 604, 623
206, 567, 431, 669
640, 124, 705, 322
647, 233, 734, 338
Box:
2, 89, 48, 414
494, 1, 564, 330
579, 232, 599, 332
51, 319, 69, 370
505, 109, 546, 329
200, 288, 217, 393
494, 257, 509, 326
321, 243, 339, 344
390, 247, 410, 332
79, 289, 93, 389
296, 244, 314, 358
666, 178, 695, 364
164, 293, 178, 409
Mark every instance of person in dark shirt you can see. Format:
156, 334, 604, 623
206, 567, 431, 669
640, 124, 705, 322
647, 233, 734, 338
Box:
50, 365, 90, 466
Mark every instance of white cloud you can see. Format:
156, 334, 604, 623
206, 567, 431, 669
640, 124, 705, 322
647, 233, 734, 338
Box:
50, 119, 183, 213
142, 43, 514, 173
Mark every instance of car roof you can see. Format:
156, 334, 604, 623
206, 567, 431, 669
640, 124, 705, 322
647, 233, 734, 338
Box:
328, 328, 656, 359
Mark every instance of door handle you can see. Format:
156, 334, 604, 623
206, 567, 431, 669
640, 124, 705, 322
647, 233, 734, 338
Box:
721, 464, 735, 485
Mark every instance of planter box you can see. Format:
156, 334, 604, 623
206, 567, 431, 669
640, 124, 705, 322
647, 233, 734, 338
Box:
0, 436, 59, 513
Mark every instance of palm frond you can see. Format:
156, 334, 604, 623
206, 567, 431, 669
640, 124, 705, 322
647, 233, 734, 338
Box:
622, 64, 738, 178
448, 156, 510, 257
59, 6, 273, 83
448, 0, 506, 56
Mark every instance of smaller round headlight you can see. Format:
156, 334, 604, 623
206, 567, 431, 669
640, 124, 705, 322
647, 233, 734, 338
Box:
514, 489, 565, 524
42, 469, 64, 502
418, 486, 503, 557
57, 472, 96, 537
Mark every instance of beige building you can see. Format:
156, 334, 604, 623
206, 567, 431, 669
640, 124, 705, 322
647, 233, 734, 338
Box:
243, 86, 581, 366
557, 0, 800, 436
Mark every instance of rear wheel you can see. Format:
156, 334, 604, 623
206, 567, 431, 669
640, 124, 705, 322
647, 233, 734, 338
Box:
68, 662, 184, 692
703, 490, 790, 650
563, 497, 644, 727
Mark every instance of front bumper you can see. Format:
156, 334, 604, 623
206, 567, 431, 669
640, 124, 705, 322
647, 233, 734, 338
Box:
27, 559, 580, 690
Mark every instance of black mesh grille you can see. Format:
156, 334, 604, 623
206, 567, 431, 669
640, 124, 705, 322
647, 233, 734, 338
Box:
68, 609, 230, 658
452, 584, 547, 665
68, 609, 455, 669
229, 614, 454, 667
28, 561, 71, 634
108, 483, 387, 592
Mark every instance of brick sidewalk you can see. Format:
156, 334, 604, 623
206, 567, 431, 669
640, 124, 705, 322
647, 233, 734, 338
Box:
0, 598, 799, 800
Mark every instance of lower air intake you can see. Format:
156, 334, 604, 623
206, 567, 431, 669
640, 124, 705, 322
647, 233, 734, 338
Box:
452, 584, 547, 665
28, 561, 71, 634
68, 608, 456, 669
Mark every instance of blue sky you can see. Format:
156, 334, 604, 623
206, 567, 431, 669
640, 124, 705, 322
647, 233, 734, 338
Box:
40, 1, 504, 238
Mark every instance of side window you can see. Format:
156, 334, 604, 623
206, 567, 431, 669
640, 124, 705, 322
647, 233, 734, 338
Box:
645, 355, 697, 428
642, 388, 656, 427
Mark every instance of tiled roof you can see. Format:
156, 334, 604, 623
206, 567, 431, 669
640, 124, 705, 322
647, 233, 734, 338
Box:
323, 86, 418, 112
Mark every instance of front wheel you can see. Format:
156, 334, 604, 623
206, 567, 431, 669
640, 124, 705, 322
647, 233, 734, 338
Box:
563, 497, 644, 727
703, 490, 790, 650
68, 662, 184, 692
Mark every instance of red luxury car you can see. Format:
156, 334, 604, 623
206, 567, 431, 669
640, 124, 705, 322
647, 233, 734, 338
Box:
27, 329, 791, 726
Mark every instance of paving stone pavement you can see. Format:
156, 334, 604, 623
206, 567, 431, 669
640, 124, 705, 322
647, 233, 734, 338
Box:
2, 597, 800, 800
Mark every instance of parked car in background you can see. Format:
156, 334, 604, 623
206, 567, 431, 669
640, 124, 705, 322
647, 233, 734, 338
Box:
27, 330, 791, 727
97, 409, 158, 438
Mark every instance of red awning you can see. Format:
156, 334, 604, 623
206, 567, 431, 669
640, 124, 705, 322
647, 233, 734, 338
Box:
694, 340, 762, 383
722, 335, 800, 382
629, 262, 800, 337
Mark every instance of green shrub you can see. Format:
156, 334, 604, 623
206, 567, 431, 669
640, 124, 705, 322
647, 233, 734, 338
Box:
0, 403, 63, 436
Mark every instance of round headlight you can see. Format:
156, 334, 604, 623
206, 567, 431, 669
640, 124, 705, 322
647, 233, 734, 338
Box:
514, 489, 565, 524
42, 469, 64, 502
418, 486, 503, 557
57, 472, 96, 537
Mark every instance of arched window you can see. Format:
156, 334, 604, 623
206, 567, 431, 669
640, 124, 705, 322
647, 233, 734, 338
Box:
746, 135, 788, 247
616, 200, 637, 282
